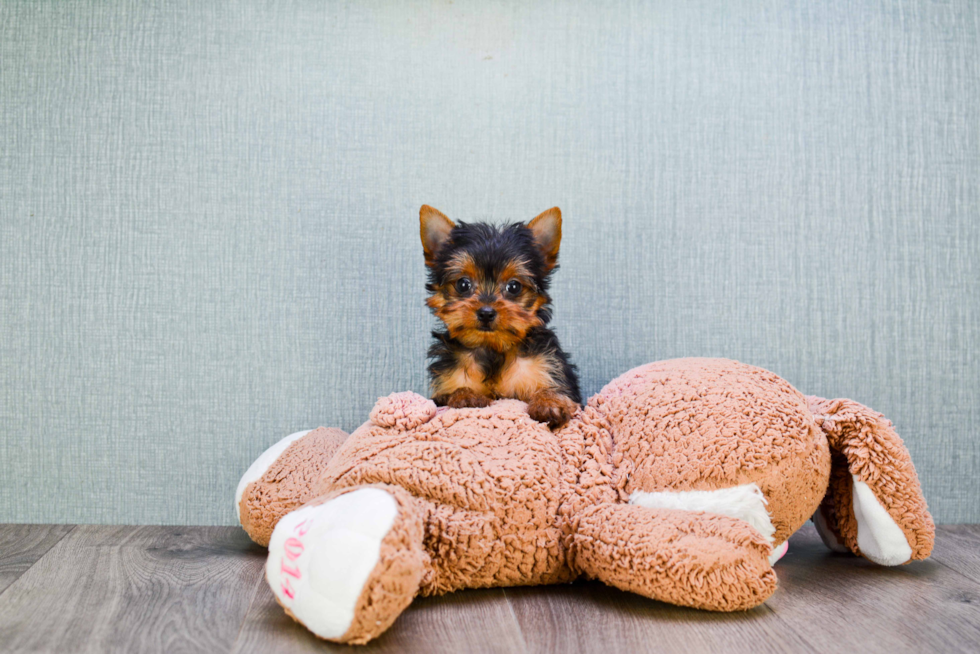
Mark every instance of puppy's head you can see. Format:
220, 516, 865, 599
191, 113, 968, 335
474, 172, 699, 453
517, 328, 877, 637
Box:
420, 205, 562, 351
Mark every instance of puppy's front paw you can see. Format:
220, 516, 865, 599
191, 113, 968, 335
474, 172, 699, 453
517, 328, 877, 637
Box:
440, 388, 493, 409
527, 393, 577, 429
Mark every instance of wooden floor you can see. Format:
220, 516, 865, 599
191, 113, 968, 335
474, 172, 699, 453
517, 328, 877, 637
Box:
0, 523, 978, 653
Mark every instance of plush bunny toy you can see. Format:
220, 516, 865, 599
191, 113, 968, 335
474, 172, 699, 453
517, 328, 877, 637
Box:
236, 358, 934, 645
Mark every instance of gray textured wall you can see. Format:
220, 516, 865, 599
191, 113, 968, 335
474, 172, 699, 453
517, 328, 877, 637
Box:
1, 0, 977, 525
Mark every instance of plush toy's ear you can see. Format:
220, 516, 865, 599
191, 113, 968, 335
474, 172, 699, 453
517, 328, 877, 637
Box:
420, 205, 455, 267
807, 396, 935, 565
527, 207, 562, 271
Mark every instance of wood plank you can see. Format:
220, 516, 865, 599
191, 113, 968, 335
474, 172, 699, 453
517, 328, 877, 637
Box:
932, 525, 980, 585
0, 524, 75, 595
765, 522, 980, 653
505, 581, 813, 654
0, 525, 266, 654
232, 581, 527, 654
507, 524, 980, 654
2, 524, 979, 653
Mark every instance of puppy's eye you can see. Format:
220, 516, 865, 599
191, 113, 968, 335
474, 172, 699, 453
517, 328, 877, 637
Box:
505, 280, 523, 295
455, 278, 472, 294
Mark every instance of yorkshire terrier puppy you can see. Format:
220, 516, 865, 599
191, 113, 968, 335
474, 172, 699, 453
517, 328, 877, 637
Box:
420, 205, 581, 429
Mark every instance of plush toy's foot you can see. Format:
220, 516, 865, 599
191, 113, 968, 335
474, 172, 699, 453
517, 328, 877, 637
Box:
769, 540, 789, 565
236, 427, 348, 546
266, 485, 427, 645
808, 397, 935, 565
573, 503, 778, 611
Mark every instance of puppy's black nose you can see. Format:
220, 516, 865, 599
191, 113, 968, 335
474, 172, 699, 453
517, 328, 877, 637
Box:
476, 306, 496, 324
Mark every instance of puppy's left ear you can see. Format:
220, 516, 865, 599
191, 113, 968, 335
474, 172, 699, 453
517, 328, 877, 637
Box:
527, 207, 562, 271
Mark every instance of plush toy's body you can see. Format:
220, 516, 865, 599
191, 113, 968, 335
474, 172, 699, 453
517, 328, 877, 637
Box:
236, 358, 934, 644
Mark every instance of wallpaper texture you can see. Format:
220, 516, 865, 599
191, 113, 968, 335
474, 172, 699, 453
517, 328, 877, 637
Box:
1, 0, 977, 524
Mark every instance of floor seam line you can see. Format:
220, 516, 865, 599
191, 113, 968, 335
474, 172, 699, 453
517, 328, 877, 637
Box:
930, 556, 980, 588
501, 588, 531, 654
0, 524, 78, 602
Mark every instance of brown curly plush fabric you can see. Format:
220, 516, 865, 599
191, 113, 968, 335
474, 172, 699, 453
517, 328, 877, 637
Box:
807, 396, 934, 561
572, 504, 777, 611
237, 357, 934, 645
239, 427, 348, 546
593, 359, 831, 545
318, 399, 576, 593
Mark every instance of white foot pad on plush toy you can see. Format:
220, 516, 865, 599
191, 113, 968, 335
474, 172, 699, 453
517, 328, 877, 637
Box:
630, 483, 776, 545
768, 540, 789, 565
265, 488, 398, 640
234, 429, 312, 518
851, 475, 912, 566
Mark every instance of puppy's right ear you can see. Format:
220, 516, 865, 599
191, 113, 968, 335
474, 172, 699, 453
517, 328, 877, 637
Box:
420, 205, 455, 266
